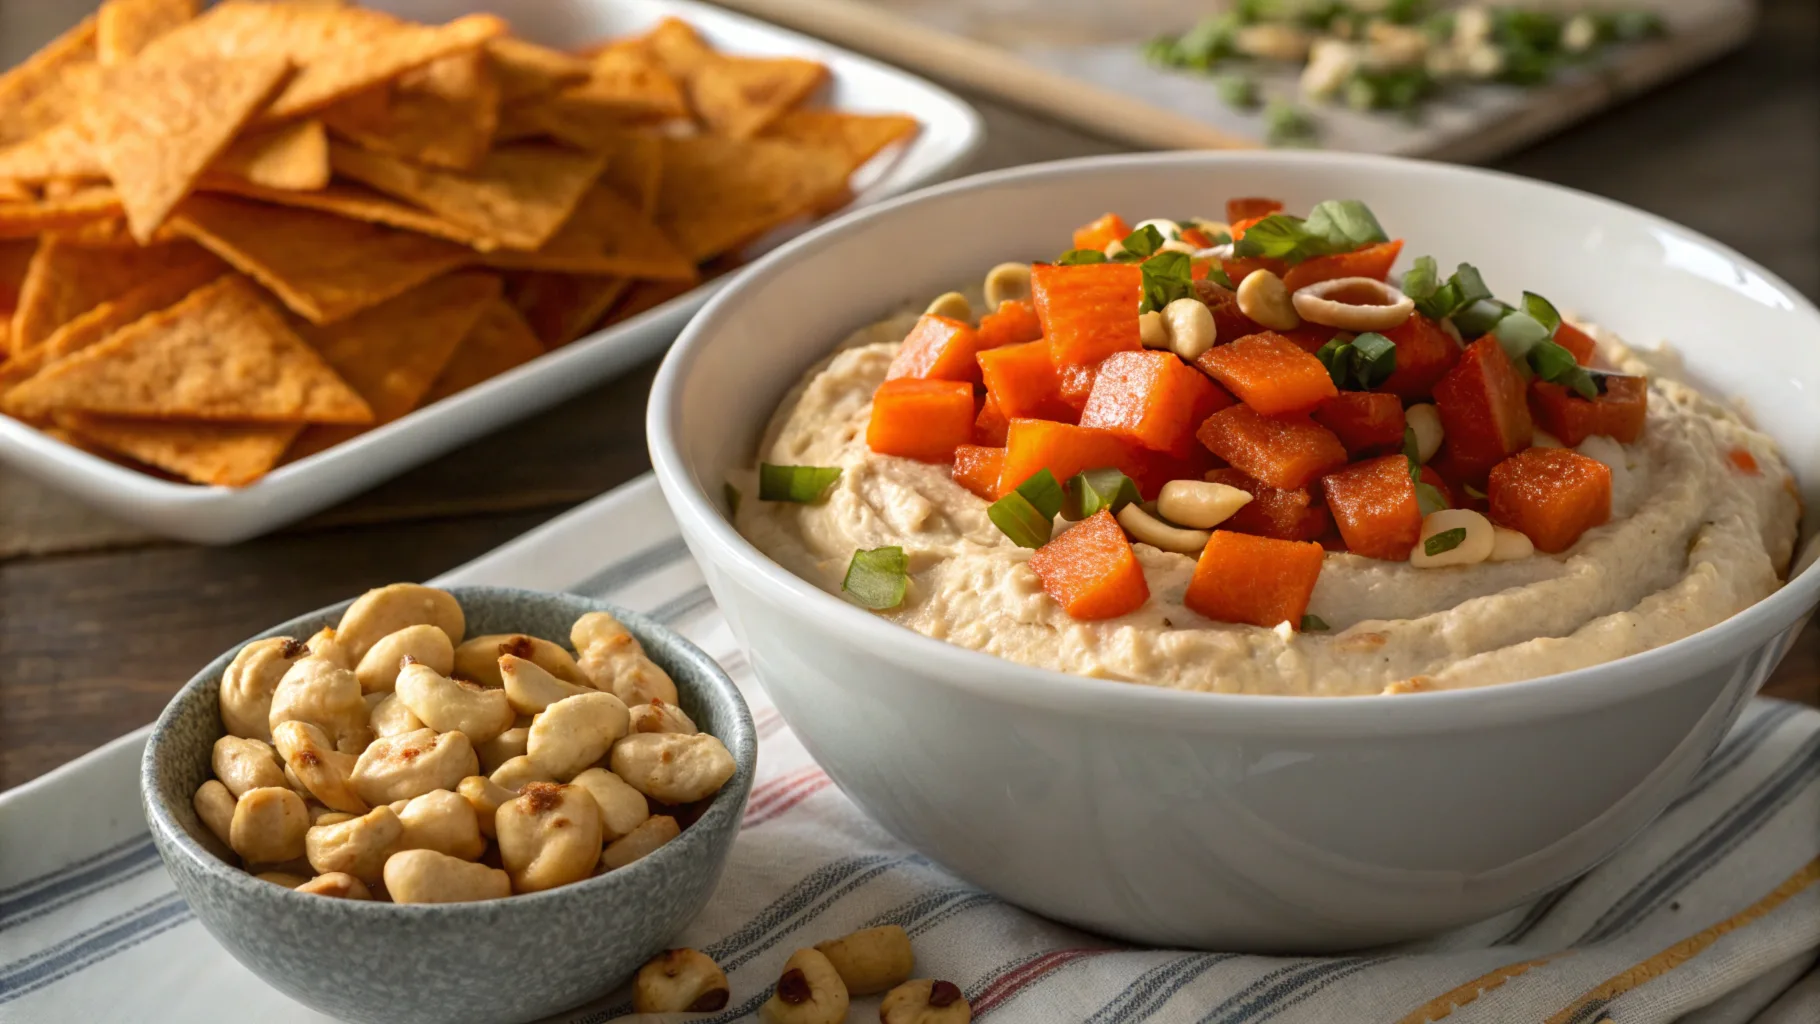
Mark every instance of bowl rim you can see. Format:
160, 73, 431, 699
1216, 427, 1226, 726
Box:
648, 149, 1820, 734
139, 584, 757, 916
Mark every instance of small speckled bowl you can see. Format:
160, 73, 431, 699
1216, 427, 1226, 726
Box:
140, 586, 756, 1024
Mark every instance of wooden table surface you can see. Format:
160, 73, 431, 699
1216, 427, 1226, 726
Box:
1, 0, 1816, 791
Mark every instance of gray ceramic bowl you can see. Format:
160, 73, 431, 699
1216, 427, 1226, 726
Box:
140, 586, 756, 1024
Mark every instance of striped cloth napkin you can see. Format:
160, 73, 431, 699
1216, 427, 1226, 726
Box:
2, 476, 1817, 1023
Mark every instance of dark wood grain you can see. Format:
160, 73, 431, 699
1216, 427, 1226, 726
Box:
0, 0, 1815, 790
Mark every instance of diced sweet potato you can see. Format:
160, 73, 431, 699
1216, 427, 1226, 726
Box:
887, 314, 983, 384
1375, 314, 1461, 400
1184, 530, 1324, 629
1196, 281, 1268, 343
1080, 350, 1234, 456
1072, 213, 1130, 253
1220, 255, 1287, 286
1195, 404, 1347, 491
952, 444, 1005, 500
1206, 468, 1331, 541
1032, 262, 1143, 404
1554, 321, 1597, 366
1313, 391, 1407, 456
1433, 337, 1533, 481
999, 418, 1149, 498
1282, 240, 1404, 293
974, 392, 1010, 446
867, 378, 974, 463
1322, 455, 1422, 561
1281, 324, 1343, 354
1528, 374, 1648, 446
978, 339, 1074, 422
977, 298, 1043, 350
1027, 508, 1149, 620
1226, 197, 1284, 224
1488, 447, 1612, 553
1196, 331, 1339, 416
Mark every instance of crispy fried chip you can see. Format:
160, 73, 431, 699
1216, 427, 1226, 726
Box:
0, 238, 33, 309
422, 298, 543, 403
0, 17, 101, 147
5, 274, 371, 424
57, 412, 300, 486
83, 18, 293, 240
0, 180, 29, 202
599, 129, 663, 215
0, 185, 120, 238
762, 109, 919, 174
97, 0, 198, 66
321, 49, 499, 171
0, 124, 107, 183
213, 120, 330, 191
171, 193, 472, 323
9, 235, 208, 350
196, 176, 478, 245
565, 42, 689, 123
480, 183, 695, 280
486, 38, 590, 102
504, 272, 628, 348
603, 276, 694, 327
687, 56, 826, 139
330, 140, 604, 251
654, 135, 848, 261
641, 18, 717, 80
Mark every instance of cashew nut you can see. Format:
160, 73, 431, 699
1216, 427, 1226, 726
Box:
268, 657, 369, 754
569, 767, 651, 841
255, 871, 310, 888
609, 732, 735, 805
355, 624, 455, 694
305, 805, 403, 883
880, 979, 972, 1024
627, 699, 698, 735
760, 948, 850, 1024
219, 637, 308, 742
1235, 23, 1313, 61
572, 613, 678, 706
367, 692, 424, 738
1156, 480, 1253, 530
296, 872, 372, 899
395, 662, 514, 744
981, 262, 1032, 309
212, 735, 287, 798
923, 292, 971, 322
1291, 276, 1415, 332
496, 782, 603, 893
1162, 296, 1217, 361
1116, 502, 1210, 555
452, 633, 585, 689
457, 775, 515, 838
272, 721, 368, 814
489, 754, 556, 791
193, 778, 237, 849
351, 728, 477, 805
528, 692, 630, 780
476, 726, 529, 775
312, 809, 355, 827
229, 786, 309, 865
396, 789, 486, 861
383, 848, 511, 904
1235, 268, 1301, 331
1138, 309, 1168, 349
1489, 525, 1535, 561
1406, 403, 1444, 463
336, 583, 465, 662
599, 814, 679, 871
501, 654, 593, 715
1408, 508, 1496, 568
304, 627, 353, 670
634, 948, 731, 1013
815, 924, 914, 995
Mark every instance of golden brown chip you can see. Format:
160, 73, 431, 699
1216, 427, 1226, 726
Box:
213, 120, 330, 192
170, 192, 473, 323
486, 38, 590, 102
0, 124, 107, 183
82, 18, 293, 241
640, 18, 717, 80
329, 141, 605, 251
602, 277, 695, 328
5, 274, 371, 424
0, 180, 30, 202
480, 183, 695, 280
0, 238, 35, 310
687, 56, 826, 139
598, 129, 663, 215
5, 252, 224, 388
504, 272, 628, 348
761, 109, 919, 174
97, 0, 198, 66
321, 49, 499, 171
0, 185, 120, 238
0, 17, 101, 147
654, 135, 848, 261
56, 412, 300, 486
195, 176, 478, 246
566, 42, 690, 124
9, 235, 209, 351
422, 298, 543, 403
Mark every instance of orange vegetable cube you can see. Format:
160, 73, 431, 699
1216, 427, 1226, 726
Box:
887, 314, 984, 384
1228, 215, 1271, 239
1226, 197, 1284, 224
1728, 448, 1760, 475
974, 392, 1010, 446
1282, 240, 1404, 293
1080, 350, 1234, 456
1195, 404, 1347, 491
1032, 262, 1142, 403
1433, 337, 1533, 481
1205, 468, 1332, 541
1322, 455, 1422, 561
1196, 331, 1339, 415
1488, 447, 1612, 553
999, 419, 1148, 498
1375, 313, 1461, 400
951, 444, 1005, 500
978, 339, 1074, 422
1027, 508, 1149, 620
1528, 374, 1648, 446
977, 299, 1043, 350
1554, 321, 1598, 366
1072, 213, 1131, 253
1220, 255, 1288, 286
1313, 391, 1407, 456
1185, 530, 1325, 629
867, 378, 975, 463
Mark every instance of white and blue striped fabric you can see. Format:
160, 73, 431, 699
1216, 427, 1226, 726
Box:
3, 474, 1818, 1024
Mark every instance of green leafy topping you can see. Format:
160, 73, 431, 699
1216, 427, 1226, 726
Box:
1521, 291, 1562, 334
1057, 248, 1108, 266
1016, 469, 1066, 519
1451, 297, 1513, 337
1315, 331, 1397, 390
1403, 425, 1421, 465
1300, 613, 1330, 632
1529, 339, 1600, 399
989, 469, 1064, 547
1424, 527, 1468, 556
1598, 10, 1666, 42
1403, 259, 1491, 321
1064, 467, 1142, 521
1217, 73, 1260, 110
1139, 250, 1196, 314
1264, 99, 1319, 147
758, 464, 842, 503
1116, 224, 1166, 261
1234, 200, 1386, 265
1492, 310, 1552, 362
842, 546, 907, 610
1415, 481, 1450, 517
724, 482, 742, 517
1206, 263, 1235, 289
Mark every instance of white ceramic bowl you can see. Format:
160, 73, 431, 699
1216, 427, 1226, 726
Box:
647, 152, 1820, 951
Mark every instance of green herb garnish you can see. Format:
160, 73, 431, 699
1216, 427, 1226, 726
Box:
842, 546, 907, 610
1315, 331, 1397, 390
1217, 73, 1260, 110
1424, 527, 1468, 556
1520, 291, 1562, 334
1492, 310, 1552, 362
1116, 224, 1166, 261
1301, 613, 1330, 632
1064, 467, 1142, 521
1234, 199, 1386, 265
724, 482, 742, 517
1402, 258, 1491, 320
758, 464, 841, 503
989, 469, 1064, 547
1264, 98, 1319, 147
1451, 297, 1513, 337
1528, 339, 1599, 398
1415, 481, 1450, 516
1206, 263, 1235, 289
1057, 248, 1108, 266
1139, 250, 1196, 314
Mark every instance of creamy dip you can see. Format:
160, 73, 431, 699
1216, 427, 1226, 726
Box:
737, 314, 1802, 696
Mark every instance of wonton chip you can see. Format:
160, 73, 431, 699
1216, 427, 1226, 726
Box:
640, 18, 717, 80
598, 129, 663, 215
422, 298, 543, 403
0, 185, 120, 238
481, 183, 695, 280
486, 38, 590, 102
0, 124, 107, 183
321, 49, 499, 171
9, 234, 209, 351
686, 55, 826, 139
6, 274, 371, 424
762, 109, 918, 175
564, 42, 689, 124
171, 193, 473, 323
57, 412, 300, 487
654, 135, 848, 261
0, 17, 101, 147
213, 120, 330, 192
504, 272, 628, 348
97, 0, 198, 66
196, 177, 478, 246
601, 277, 694, 330
330, 141, 604, 251
0, 238, 34, 310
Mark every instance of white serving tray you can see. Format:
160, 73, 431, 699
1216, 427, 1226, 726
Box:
0, 0, 982, 545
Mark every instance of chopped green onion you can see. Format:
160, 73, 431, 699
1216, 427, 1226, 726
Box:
1057, 248, 1108, 266
1528, 339, 1600, 399
1401, 255, 1440, 303
1521, 292, 1562, 334
1065, 467, 1142, 521
1463, 482, 1488, 500
1406, 260, 1490, 321
1117, 224, 1166, 261
1451, 297, 1512, 337
1300, 613, 1330, 632
758, 464, 842, 503
1424, 527, 1468, 556
1416, 481, 1450, 516
1015, 469, 1065, 519
1315, 332, 1396, 390
1234, 199, 1385, 265
1403, 426, 1421, 466
1492, 310, 1551, 361
1139, 250, 1196, 314
724, 482, 742, 517
842, 546, 907, 610
1217, 73, 1260, 110
988, 491, 1053, 548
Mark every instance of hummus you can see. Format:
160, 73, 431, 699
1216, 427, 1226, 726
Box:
737, 314, 1802, 696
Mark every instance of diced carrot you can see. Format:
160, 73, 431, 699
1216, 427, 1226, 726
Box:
1554, 321, 1598, 366
1375, 313, 1461, 400
1280, 324, 1343, 353
999, 418, 1150, 498
1032, 262, 1143, 405
974, 392, 1010, 446
977, 299, 1043, 350
1071, 213, 1130, 253
867, 378, 975, 463
1079, 350, 1234, 456
1195, 404, 1347, 491
1433, 337, 1533, 481
952, 444, 1006, 500
1282, 240, 1405, 293
1181, 227, 1214, 248
1313, 391, 1407, 456
1206, 468, 1331, 541
1027, 508, 1150, 620
1728, 448, 1761, 475
1226, 198, 1284, 224
1322, 455, 1422, 561
1196, 331, 1338, 416
887, 314, 983, 384
978, 339, 1074, 422
1488, 447, 1612, 554
1184, 530, 1325, 629
1528, 374, 1648, 446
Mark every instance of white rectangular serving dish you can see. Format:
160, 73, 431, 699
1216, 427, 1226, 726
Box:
0, 0, 982, 545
